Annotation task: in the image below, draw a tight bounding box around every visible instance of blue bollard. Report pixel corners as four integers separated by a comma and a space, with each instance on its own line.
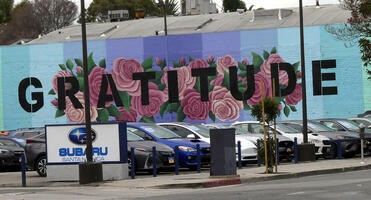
294, 137, 298, 164
175, 146, 179, 175
196, 144, 201, 173
152, 146, 157, 177
330, 142, 335, 159
21, 155, 26, 187
276, 138, 280, 165
130, 147, 135, 179
237, 141, 242, 169
336, 140, 342, 159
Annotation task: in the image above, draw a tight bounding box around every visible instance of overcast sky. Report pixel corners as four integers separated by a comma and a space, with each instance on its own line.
15, 0, 340, 12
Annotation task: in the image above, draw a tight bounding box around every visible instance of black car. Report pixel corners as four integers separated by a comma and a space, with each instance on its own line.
127, 130, 175, 173
314, 118, 371, 135
0, 138, 24, 170
24, 133, 46, 176
279, 120, 361, 158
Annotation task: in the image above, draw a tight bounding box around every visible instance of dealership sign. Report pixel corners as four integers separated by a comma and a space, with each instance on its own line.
46, 122, 127, 164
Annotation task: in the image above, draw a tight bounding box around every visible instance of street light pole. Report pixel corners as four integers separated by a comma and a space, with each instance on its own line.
163, 1, 167, 36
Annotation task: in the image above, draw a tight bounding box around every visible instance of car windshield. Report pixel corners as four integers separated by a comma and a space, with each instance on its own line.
338, 120, 361, 131
308, 122, 334, 132
127, 131, 144, 141
276, 123, 300, 133
184, 124, 211, 138
0, 139, 17, 146
140, 125, 182, 139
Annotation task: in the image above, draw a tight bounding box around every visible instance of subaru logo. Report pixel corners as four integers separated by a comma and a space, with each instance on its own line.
68, 127, 97, 145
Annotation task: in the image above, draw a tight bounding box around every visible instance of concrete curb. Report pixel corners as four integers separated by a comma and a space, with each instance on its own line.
153, 164, 371, 189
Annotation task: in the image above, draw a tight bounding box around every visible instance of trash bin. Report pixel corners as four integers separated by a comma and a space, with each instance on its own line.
210, 128, 236, 176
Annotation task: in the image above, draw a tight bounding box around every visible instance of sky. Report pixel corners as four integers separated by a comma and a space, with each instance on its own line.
15, 0, 340, 12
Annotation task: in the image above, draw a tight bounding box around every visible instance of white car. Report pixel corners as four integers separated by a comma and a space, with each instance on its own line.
233, 121, 330, 156
158, 122, 258, 163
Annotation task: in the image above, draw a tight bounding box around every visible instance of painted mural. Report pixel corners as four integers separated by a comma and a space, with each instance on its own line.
0, 25, 369, 130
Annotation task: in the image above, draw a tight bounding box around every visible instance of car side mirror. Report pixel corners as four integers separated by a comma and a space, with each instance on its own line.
368, 125, 371, 129
187, 134, 196, 139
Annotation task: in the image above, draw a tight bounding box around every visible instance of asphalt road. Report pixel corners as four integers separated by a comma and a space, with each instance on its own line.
1, 169, 371, 199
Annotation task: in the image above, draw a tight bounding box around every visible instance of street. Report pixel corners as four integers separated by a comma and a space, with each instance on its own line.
1, 169, 371, 199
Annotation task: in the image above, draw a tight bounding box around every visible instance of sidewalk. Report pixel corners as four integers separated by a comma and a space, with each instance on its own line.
1, 157, 371, 189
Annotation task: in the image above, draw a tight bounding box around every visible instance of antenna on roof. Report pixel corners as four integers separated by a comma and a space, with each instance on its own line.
250, 10, 255, 22
278, 9, 282, 20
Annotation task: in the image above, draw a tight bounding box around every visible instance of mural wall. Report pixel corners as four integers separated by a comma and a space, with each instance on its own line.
0, 25, 370, 130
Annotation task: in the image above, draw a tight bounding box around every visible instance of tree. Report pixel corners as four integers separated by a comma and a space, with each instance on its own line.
0, 0, 13, 23
326, 0, 370, 79
223, 0, 246, 12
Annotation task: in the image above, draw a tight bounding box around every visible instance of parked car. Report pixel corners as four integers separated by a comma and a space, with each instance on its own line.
0, 138, 25, 169
202, 123, 258, 163
348, 117, 371, 129
127, 130, 175, 173
232, 121, 295, 161
158, 122, 212, 143
24, 133, 46, 176
314, 118, 371, 134
127, 123, 210, 169
279, 120, 361, 158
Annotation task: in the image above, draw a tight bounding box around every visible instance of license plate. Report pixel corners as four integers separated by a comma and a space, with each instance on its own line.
286, 148, 292, 152
168, 157, 174, 164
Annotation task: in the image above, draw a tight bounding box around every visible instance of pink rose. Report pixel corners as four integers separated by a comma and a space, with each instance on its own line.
260, 54, 289, 85
180, 57, 186, 65
210, 86, 243, 121
189, 59, 208, 69
217, 55, 238, 75
207, 55, 214, 63
131, 82, 166, 117
243, 58, 249, 66
111, 58, 143, 96
210, 74, 224, 86
181, 89, 210, 121
161, 66, 196, 101
76, 66, 83, 74
247, 72, 272, 106
297, 72, 302, 78
156, 57, 162, 65
89, 67, 112, 108
285, 84, 302, 105
52, 70, 73, 93
65, 92, 98, 123
51, 99, 58, 106
115, 107, 137, 122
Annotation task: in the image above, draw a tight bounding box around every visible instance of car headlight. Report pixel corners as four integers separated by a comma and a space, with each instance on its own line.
0, 149, 9, 154
179, 146, 197, 152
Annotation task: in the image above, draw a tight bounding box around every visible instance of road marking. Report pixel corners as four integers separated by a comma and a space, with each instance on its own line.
287, 191, 305, 196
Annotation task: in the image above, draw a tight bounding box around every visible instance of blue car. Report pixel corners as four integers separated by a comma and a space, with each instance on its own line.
127, 123, 210, 168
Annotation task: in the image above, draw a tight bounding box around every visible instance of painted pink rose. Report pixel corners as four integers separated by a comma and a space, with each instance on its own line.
260, 54, 289, 85
76, 66, 83, 74
278, 104, 283, 110
65, 92, 98, 123
243, 58, 249, 66
115, 107, 137, 122
89, 67, 112, 108
181, 89, 210, 121
156, 57, 162, 65
247, 72, 272, 106
207, 55, 214, 63
210, 74, 224, 86
189, 59, 208, 69
52, 70, 73, 93
131, 82, 166, 117
217, 55, 238, 75
161, 66, 196, 101
210, 86, 243, 121
180, 57, 186, 65
285, 83, 302, 105
111, 58, 143, 96
51, 99, 58, 106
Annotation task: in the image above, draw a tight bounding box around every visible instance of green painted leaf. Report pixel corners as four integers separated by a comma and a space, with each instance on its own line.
87, 53, 96, 73
55, 109, 65, 118
238, 82, 247, 88
58, 64, 66, 70
66, 59, 74, 71
284, 105, 290, 117
48, 89, 56, 95
145, 68, 156, 72
189, 56, 194, 62
119, 91, 131, 112
177, 106, 186, 122
222, 70, 230, 90
275, 96, 284, 104
239, 71, 247, 78
107, 104, 122, 117
158, 83, 166, 91
289, 105, 297, 112
74, 58, 83, 67
99, 59, 106, 69
160, 102, 168, 118
238, 62, 247, 71
271, 47, 277, 54
263, 50, 270, 60
208, 84, 214, 92
155, 71, 163, 81
292, 61, 300, 73
77, 77, 84, 91
209, 111, 215, 122
243, 101, 250, 110
209, 63, 217, 68
142, 56, 153, 70
97, 108, 109, 121
252, 52, 264, 68
173, 61, 182, 68
139, 116, 155, 123
167, 102, 179, 113
194, 77, 201, 93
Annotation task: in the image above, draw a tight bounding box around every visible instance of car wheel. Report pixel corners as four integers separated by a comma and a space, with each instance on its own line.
36, 156, 47, 177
